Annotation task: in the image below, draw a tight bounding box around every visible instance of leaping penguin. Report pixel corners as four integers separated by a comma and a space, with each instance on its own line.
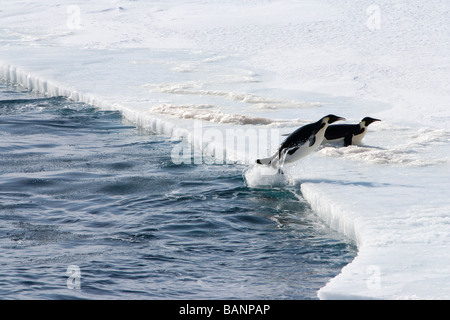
256, 114, 345, 173
323, 117, 381, 146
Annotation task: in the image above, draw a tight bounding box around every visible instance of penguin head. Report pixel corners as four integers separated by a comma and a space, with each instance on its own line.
361, 117, 381, 127
322, 114, 346, 125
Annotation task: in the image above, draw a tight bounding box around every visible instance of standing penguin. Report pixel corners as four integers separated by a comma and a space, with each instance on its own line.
324, 117, 381, 146
256, 114, 345, 173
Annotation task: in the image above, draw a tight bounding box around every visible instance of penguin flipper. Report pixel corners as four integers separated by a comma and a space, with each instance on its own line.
287, 146, 299, 155
309, 134, 316, 147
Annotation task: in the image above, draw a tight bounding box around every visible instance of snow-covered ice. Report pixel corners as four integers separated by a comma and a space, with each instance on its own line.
1, 0, 449, 299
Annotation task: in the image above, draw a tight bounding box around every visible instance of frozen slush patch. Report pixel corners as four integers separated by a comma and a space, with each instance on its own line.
317, 145, 427, 166
151, 104, 273, 125
409, 128, 450, 146
171, 63, 196, 73
143, 82, 321, 110
318, 126, 450, 167
150, 104, 313, 128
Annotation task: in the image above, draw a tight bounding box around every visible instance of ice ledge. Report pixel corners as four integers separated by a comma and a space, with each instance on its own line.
301, 183, 368, 299
301, 183, 361, 247
301, 181, 450, 300
1, 63, 99, 106
0, 63, 191, 139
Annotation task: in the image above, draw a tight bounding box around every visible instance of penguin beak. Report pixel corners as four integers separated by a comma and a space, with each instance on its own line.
369, 118, 381, 125
327, 116, 345, 124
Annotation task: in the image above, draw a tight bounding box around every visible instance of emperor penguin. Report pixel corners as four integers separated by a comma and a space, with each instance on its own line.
256, 114, 345, 172
324, 117, 381, 146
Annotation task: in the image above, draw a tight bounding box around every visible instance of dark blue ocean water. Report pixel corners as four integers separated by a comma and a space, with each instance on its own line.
0, 84, 356, 299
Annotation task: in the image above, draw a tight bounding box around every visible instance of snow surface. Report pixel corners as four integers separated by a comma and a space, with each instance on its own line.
1, 0, 449, 299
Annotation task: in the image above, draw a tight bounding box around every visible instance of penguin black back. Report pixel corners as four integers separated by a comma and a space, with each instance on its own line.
325, 123, 362, 141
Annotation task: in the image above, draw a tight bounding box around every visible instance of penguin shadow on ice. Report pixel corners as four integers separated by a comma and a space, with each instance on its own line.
245, 116, 381, 187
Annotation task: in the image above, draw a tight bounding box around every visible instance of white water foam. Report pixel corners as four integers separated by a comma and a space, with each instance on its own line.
243, 165, 289, 189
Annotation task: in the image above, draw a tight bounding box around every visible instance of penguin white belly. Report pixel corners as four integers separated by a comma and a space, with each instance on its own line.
351, 130, 367, 145
284, 144, 313, 163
